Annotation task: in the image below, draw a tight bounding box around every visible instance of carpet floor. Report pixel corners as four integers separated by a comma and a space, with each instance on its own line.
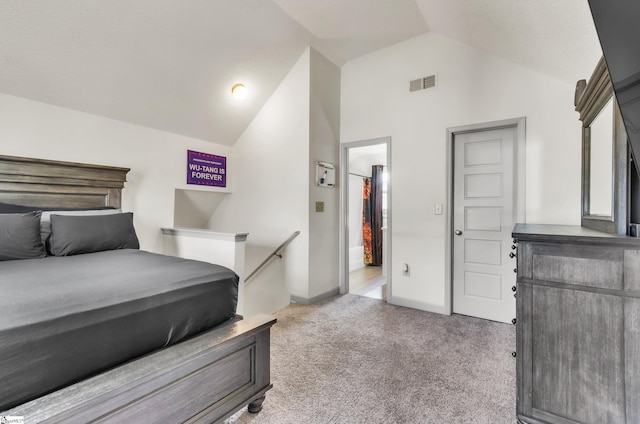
230, 294, 516, 424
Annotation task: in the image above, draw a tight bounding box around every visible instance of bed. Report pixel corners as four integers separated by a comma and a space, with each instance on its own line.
0, 154, 275, 423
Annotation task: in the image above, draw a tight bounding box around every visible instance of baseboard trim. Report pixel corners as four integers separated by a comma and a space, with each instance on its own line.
389, 295, 450, 315
291, 288, 340, 305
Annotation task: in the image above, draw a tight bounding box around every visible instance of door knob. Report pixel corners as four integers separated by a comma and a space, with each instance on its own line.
455, 230, 463, 236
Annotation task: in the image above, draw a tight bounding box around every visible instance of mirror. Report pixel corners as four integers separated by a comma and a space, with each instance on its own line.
588, 97, 614, 216
576, 57, 628, 234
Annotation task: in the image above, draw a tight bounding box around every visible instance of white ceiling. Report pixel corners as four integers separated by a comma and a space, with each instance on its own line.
414, 0, 602, 84
272, 0, 428, 66
0, 0, 602, 145
349, 143, 388, 163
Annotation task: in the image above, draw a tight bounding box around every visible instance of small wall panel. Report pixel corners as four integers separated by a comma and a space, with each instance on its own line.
465, 239, 502, 265
464, 139, 502, 167
464, 271, 502, 300
464, 174, 503, 199
465, 207, 502, 231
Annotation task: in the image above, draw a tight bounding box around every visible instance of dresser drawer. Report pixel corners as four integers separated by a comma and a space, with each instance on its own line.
522, 243, 640, 291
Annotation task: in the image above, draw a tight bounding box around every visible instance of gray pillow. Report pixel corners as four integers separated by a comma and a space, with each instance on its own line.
49, 212, 140, 256
0, 211, 46, 260
0, 202, 39, 214
40, 208, 121, 247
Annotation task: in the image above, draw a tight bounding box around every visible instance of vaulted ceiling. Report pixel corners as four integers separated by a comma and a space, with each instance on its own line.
0, 0, 602, 145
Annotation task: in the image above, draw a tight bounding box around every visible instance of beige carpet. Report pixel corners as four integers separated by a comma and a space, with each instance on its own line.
230, 294, 516, 424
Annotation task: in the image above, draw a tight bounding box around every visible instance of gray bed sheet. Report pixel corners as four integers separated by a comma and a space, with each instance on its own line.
0, 249, 239, 411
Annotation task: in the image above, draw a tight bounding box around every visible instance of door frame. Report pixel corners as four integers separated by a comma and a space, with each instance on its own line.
445, 117, 526, 315
339, 136, 392, 298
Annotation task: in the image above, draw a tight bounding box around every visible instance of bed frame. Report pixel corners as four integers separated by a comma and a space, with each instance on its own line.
0, 154, 275, 423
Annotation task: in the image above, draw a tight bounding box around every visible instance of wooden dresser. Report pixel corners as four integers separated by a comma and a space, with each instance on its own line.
512, 224, 640, 424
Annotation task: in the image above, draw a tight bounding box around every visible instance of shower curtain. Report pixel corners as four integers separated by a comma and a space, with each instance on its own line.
362, 165, 384, 265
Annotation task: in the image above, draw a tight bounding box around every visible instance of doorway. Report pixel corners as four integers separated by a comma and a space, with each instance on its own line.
340, 137, 391, 301
446, 118, 525, 323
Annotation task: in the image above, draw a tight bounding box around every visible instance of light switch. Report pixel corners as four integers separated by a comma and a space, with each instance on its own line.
316, 201, 325, 212
434, 203, 443, 215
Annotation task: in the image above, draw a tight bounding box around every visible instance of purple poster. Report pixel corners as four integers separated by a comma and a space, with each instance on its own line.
187, 150, 226, 187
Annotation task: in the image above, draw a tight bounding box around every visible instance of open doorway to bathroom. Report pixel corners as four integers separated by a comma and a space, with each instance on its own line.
340, 137, 390, 301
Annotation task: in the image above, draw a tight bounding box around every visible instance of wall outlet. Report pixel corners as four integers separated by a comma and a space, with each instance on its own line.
402, 263, 410, 276
315, 201, 325, 212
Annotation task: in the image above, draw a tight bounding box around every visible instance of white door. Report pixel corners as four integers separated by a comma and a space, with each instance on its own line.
452, 126, 517, 323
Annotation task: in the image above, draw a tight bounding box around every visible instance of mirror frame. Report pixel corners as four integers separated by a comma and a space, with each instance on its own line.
575, 57, 628, 235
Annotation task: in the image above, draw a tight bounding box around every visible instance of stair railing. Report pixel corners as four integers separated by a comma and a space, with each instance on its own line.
245, 231, 300, 284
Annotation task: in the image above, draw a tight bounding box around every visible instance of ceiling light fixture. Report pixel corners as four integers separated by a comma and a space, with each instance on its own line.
231, 83, 248, 100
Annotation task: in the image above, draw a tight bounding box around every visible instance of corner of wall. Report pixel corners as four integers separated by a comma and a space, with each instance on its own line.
308, 48, 341, 299
206, 46, 313, 301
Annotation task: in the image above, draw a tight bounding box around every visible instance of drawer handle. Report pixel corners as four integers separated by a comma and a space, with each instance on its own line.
511, 286, 516, 292
511, 351, 517, 358
511, 318, 517, 325
509, 252, 517, 258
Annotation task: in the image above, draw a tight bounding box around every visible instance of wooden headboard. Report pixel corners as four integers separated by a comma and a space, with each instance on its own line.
0, 155, 130, 209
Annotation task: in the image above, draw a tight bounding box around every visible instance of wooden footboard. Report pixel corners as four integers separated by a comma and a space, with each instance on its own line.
2, 314, 276, 424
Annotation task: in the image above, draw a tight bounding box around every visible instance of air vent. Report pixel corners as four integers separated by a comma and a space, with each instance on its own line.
409, 79, 423, 92
409, 74, 437, 93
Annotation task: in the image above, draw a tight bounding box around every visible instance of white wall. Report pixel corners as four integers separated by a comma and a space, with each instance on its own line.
209, 48, 311, 304
308, 48, 341, 299
341, 33, 584, 311
209, 47, 341, 306
0, 92, 231, 253
349, 151, 387, 177
173, 190, 229, 228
